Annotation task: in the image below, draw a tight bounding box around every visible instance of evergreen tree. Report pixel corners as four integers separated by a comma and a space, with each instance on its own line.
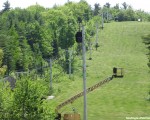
104, 2, 111, 8
114, 3, 120, 9
93, 3, 101, 16
122, 2, 128, 10
2, 26, 20, 74
2, 0, 11, 12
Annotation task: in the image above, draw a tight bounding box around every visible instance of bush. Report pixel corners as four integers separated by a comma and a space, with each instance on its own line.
0, 77, 55, 120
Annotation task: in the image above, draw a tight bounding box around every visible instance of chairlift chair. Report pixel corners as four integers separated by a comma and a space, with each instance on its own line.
113, 67, 124, 78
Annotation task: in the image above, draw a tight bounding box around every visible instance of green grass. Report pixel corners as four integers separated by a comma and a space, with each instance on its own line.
50, 21, 150, 120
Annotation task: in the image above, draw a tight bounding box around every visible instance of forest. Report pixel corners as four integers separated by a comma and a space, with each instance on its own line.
0, 0, 150, 120
0, 1, 150, 75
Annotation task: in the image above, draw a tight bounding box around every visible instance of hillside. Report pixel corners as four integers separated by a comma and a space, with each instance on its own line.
50, 21, 150, 120
86, 21, 150, 120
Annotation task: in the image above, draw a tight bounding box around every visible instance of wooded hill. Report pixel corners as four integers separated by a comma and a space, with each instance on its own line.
0, 1, 150, 76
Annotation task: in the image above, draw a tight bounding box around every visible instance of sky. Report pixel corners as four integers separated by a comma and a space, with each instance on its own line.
0, 0, 150, 12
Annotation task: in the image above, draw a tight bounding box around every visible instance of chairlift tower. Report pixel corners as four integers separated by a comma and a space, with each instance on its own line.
107, 9, 109, 23
75, 18, 87, 120
95, 22, 99, 50
69, 50, 72, 79
81, 25, 87, 120
101, 12, 104, 29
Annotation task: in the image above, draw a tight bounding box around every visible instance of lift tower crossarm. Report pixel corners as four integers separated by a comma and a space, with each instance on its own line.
55, 76, 113, 113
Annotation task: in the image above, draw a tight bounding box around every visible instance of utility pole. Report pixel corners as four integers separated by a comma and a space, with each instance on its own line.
82, 25, 87, 120
69, 50, 72, 79
49, 58, 52, 91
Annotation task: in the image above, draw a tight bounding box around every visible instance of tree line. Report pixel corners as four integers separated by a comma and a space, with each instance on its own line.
93, 2, 150, 22
0, 0, 150, 76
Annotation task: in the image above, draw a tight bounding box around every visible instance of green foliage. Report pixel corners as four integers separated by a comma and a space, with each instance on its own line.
1, 0, 149, 74
0, 77, 55, 120
65, 1, 92, 22
112, 8, 136, 21
0, 82, 14, 119
0, 7, 53, 73
2, 27, 20, 74
27, 4, 45, 13
86, 16, 100, 36
0, 90, 2, 117
13, 78, 45, 119
99, 2, 150, 22
142, 34, 150, 68
0, 49, 6, 77
17, 38, 33, 70
142, 34, 150, 47
0, 49, 3, 66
